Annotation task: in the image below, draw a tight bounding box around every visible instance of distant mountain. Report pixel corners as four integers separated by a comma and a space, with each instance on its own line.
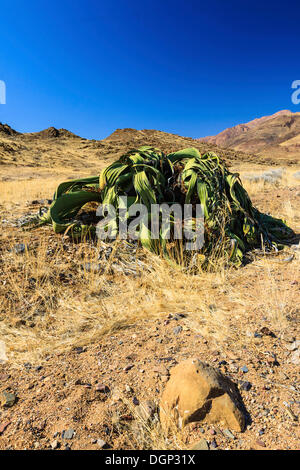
0, 122, 20, 136
1, 118, 299, 171
0, 124, 81, 139
28, 127, 82, 139
199, 110, 300, 161
0, 124, 255, 169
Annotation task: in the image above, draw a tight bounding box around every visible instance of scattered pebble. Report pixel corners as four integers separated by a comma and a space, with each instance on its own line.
223, 429, 235, 439
0, 391, 16, 408
97, 439, 108, 449
62, 429, 75, 440
210, 439, 218, 449
241, 381, 252, 391
256, 439, 266, 448
0, 421, 11, 435
260, 327, 276, 337
173, 326, 183, 335
95, 384, 110, 393
191, 439, 209, 450
51, 440, 59, 449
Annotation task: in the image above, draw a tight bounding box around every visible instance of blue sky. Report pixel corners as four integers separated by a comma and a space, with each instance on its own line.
0, 0, 300, 139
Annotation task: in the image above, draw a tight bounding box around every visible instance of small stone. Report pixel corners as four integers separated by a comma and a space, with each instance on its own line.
62, 428, 75, 440
191, 439, 209, 450
73, 346, 85, 354
1, 391, 16, 408
223, 429, 235, 439
95, 384, 110, 393
136, 400, 157, 421
0, 421, 11, 435
256, 439, 266, 448
51, 440, 59, 449
210, 439, 218, 449
241, 366, 248, 373
260, 327, 276, 338
209, 428, 216, 435
97, 438, 108, 449
125, 385, 133, 393
173, 326, 183, 335
258, 429, 265, 436
123, 364, 134, 372
133, 396, 140, 406
241, 381, 252, 391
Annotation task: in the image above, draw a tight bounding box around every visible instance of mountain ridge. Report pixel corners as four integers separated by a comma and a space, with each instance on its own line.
198, 110, 300, 161
0, 122, 258, 170
1, 116, 300, 171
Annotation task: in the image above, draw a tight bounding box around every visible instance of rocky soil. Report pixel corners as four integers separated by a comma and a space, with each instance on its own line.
0, 308, 299, 450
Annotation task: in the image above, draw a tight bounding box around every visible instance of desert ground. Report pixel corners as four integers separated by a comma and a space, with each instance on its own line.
0, 127, 299, 450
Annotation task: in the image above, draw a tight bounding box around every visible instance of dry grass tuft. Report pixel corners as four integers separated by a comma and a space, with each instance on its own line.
0, 165, 299, 366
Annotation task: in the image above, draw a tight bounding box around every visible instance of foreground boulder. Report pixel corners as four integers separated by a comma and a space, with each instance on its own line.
160, 359, 245, 432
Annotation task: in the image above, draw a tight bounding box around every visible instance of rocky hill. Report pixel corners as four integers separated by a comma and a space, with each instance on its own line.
0, 124, 259, 170
199, 110, 300, 163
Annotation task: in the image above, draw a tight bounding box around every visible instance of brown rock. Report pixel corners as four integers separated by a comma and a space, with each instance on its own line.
0, 420, 11, 435
160, 359, 245, 432
256, 439, 266, 448
191, 439, 209, 450
0, 391, 16, 408
95, 383, 110, 393
136, 400, 157, 421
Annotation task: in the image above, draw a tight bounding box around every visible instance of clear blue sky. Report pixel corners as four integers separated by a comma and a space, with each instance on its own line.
0, 0, 300, 139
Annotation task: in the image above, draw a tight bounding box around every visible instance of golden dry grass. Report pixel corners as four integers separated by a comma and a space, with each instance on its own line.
0, 165, 299, 367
